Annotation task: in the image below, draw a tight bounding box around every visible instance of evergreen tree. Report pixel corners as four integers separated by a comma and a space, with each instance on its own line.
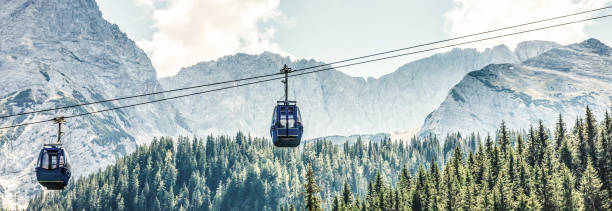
585, 106, 599, 161
394, 190, 401, 211
116, 194, 125, 211
527, 126, 538, 167
464, 166, 477, 211
341, 181, 352, 207
559, 134, 576, 170
517, 135, 525, 157
560, 166, 583, 211
575, 117, 588, 171
383, 188, 394, 211
303, 164, 322, 211
429, 157, 441, 211
516, 151, 532, 196
485, 135, 494, 160
398, 165, 411, 208
597, 117, 611, 200
523, 188, 541, 211
332, 196, 340, 211
580, 159, 606, 211
499, 121, 511, 156
493, 173, 513, 211
539, 143, 562, 210
476, 173, 493, 211
555, 113, 567, 151
537, 120, 548, 165
412, 166, 427, 211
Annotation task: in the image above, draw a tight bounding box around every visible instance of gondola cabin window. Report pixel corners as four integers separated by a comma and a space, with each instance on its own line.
280, 115, 295, 128
296, 108, 301, 122
50, 154, 58, 169
272, 109, 277, 125
40, 153, 50, 169
37, 150, 65, 170
59, 154, 65, 167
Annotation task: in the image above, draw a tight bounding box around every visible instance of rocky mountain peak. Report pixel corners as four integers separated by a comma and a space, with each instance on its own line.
419, 38, 612, 139
514, 40, 561, 62
1, 0, 119, 40
0, 0, 186, 207
574, 38, 611, 56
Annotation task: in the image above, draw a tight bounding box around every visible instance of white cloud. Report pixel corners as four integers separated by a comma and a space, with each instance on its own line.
444, 0, 611, 50
134, 0, 155, 8
136, 0, 291, 77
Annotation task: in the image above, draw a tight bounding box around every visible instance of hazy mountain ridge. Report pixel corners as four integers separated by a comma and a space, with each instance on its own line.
305, 133, 391, 145
514, 40, 561, 62
160, 42, 556, 139
420, 38, 612, 137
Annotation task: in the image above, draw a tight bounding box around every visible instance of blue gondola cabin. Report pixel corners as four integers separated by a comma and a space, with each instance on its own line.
271, 101, 303, 147
35, 144, 71, 190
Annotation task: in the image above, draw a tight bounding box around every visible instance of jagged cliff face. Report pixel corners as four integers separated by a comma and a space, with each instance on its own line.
160, 42, 558, 139
420, 39, 612, 137
0, 0, 187, 207
361, 45, 521, 135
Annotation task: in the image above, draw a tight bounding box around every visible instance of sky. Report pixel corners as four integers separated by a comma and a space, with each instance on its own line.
95, 0, 612, 78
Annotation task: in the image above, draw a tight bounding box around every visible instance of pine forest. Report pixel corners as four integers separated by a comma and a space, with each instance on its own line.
27, 106, 612, 211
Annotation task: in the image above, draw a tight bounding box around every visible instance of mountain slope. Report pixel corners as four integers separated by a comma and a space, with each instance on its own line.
160, 43, 556, 139
0, 0, 188, 207
420, 38, 612, 137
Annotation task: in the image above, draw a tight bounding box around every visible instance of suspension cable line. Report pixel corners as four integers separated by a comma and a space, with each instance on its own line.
0, 14, 611, 130
1, 6, 610, 120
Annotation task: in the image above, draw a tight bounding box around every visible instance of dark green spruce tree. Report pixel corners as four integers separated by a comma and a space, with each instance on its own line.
303, 163, 322, 211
